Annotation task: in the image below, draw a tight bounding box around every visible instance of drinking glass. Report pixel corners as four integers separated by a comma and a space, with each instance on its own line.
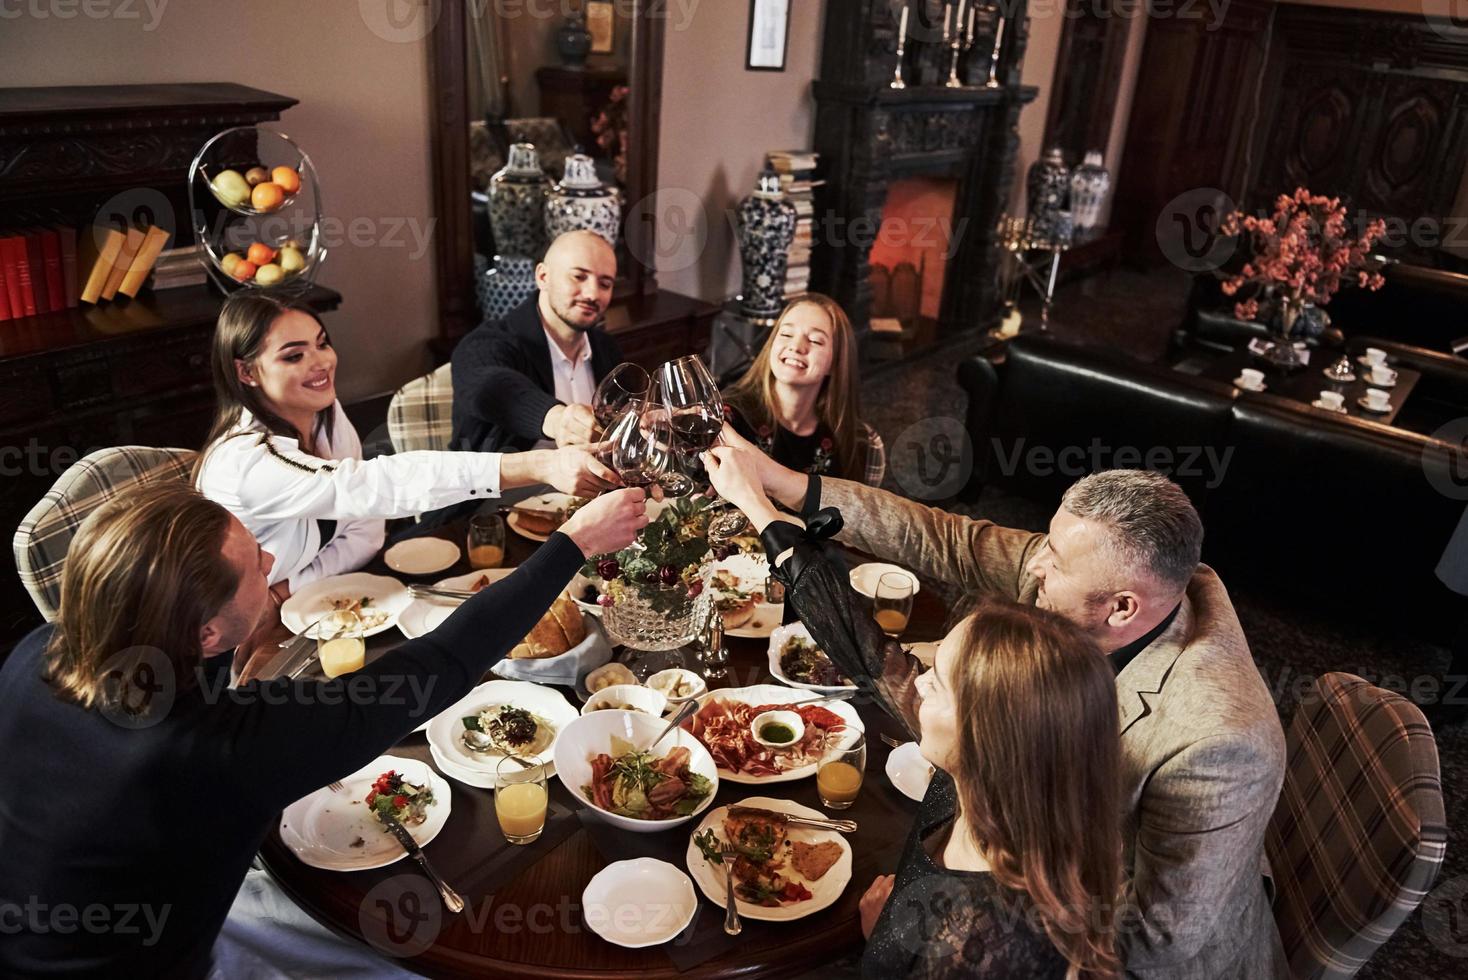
657, 355, 746, 536
468, 512, 506, 569
609, 399, 672, 492
816, 725, 866, 810
495, 757, 548, 845
592, 363, 651, 436
874, 572, 914, 637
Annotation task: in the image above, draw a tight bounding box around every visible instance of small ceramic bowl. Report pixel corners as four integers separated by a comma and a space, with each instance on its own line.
751, 709, 805, 749
646, 668, 706, 704
581, 684, 668, 717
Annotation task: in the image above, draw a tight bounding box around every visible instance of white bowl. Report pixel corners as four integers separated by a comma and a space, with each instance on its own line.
582, 684, 668, 718
767, 622, 857, 694
751, 709, 805, 748
581, 858, 697, 948
553, 710, 719, 833
646, 668, 706, 703
848, 563, 920, 600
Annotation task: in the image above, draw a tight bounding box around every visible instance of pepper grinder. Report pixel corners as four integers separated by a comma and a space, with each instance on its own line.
701, 611, 728, 681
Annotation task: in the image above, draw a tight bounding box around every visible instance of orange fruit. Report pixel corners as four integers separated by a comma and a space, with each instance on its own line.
233, 259, 258, 282
247, 242, 277, 265
251, 182, 285, 212
272, 166, 302, 195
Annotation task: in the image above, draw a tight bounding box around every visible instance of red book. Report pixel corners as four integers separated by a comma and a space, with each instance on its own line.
0, 236, 23, 317
56, 225, 79, 308
40, 230, 64, 312
0, 250, 11, 322
14, 234, 38, 316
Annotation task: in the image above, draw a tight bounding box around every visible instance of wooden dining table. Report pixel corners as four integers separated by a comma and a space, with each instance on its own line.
257, 513, 951, 979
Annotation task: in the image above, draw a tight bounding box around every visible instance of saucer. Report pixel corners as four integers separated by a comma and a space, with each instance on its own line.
1357, 355, 1391, 369
1233, 376, 1266, 392
1311, 399, 1347, 414
1363, 374, 1397, 388
1357, 395, 1392, 414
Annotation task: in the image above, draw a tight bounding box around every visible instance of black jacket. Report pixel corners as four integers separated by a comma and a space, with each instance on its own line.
450, 294, 624, 453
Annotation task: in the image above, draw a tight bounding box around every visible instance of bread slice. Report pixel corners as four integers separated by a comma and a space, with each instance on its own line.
548, 593, 586, 647
790, 840, 843, 881
513, 593, 585, 659
512, 505, 565, 536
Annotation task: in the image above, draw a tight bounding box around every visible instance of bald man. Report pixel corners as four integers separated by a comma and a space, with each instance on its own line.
452, 230, 624, 453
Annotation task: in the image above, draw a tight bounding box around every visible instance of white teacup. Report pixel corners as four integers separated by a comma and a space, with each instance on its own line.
1318, 391, 1345, 411
1238, 368, 1265, 390
1364, 388, 1391, 411
1364, 347, 1388, 367
1368, 365, 1397, 385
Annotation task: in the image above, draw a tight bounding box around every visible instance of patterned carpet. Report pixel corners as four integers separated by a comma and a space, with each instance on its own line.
849, 304, 1464, 978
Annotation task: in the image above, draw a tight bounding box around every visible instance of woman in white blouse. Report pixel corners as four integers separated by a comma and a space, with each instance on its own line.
195, 292, 616, 607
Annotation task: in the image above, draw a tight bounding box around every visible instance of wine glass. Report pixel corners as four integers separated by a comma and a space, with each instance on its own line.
657, 355, 746, 537
608, 399, 667, 492
592, 363, 651, 436
874, 572, 914, 637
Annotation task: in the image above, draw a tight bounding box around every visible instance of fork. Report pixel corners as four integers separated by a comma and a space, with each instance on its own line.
327, 780, 344, 793
719, 843, 742, 936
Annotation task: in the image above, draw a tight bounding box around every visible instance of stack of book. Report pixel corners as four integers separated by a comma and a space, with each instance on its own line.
767, 150, 823, 301
0, 222, 175, 324
150, 244, 207, 292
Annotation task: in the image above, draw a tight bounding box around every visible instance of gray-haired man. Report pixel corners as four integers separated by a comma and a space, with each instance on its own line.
744, 439, 1287, 980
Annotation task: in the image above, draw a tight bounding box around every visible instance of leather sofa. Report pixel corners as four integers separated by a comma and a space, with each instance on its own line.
958, 333, 1466, 636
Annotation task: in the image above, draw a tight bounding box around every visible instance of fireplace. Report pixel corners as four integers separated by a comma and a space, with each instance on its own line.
811, 0, 1037, 357
868, 176, 961, 328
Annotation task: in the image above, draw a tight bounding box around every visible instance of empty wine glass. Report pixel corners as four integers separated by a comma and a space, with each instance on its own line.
592, 363, 651, 436
608, 399, 666, 492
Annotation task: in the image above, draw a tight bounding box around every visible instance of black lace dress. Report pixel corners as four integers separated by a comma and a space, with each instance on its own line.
759, 518, 1071, 980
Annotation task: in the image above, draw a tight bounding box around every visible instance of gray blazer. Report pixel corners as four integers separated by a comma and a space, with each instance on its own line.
818, 478, 1289, 979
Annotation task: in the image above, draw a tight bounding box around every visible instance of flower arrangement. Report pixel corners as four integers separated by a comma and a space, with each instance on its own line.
1218, 188, 1387, 339
591, 85, 630, 184
585, 494, 730, 615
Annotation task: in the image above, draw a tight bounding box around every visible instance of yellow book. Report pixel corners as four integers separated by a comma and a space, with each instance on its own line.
100, 227, 145, 300
79, 228, 124, 305
117, 226, 171, 298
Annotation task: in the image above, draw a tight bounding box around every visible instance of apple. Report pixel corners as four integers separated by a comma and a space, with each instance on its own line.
251, 182, 285, 212
232, 259, 258, 282
278, 246, 306, 275
254, 263, 285, 286
247, 242, 277, 266
220, 252, 244, 277
272, 166, 302, 195
211, 169, 251, 208
245, 166, 271, 187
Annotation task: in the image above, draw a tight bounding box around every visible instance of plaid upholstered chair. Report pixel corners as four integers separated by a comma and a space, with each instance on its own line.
387, 364, 454, 453
1267, 672, 1447, 978
13, 446, 198, 621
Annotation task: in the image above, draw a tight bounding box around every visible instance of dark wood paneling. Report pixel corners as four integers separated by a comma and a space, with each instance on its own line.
1043, 0, 1132, 164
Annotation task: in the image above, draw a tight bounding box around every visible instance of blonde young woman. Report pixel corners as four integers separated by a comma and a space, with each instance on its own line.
721, 293, 884, 485
703, 445, 1123, 980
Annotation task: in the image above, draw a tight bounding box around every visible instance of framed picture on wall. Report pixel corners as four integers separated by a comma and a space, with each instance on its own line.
587, 1, 615, 55
746, 0, 791, 72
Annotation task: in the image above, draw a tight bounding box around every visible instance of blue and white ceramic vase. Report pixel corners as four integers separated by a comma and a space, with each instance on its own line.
1025, 146, 1070, 245
478, 255, 538, 323
1069, 150, 1112, 241
557, 14, 592, 67
545, 152, 622, 248
736, 166, 798, 318
488, 143, 551, 260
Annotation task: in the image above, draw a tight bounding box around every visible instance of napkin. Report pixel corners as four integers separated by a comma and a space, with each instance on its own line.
492, 614, 613, 687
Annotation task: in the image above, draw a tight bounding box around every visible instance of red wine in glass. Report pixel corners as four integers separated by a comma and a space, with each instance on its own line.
670, 411, 723, 454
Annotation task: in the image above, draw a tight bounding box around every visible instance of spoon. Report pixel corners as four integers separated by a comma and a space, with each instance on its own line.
644, 698, 700, 752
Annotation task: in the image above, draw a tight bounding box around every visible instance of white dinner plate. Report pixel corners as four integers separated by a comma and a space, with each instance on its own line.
884, 741, 934, 803
848, 563, 921, 600
582, 858, 698, 948
429, 740, 559, 789
425, 679, 579, 777
279, 755, 450, 871
711, 552, 783, 639
280, 572, 411, 639
684, 796, 853, 922
767, 622, 857, 694
397, 569, 515, 641
383, 537, 461, 576
687, 683, 863, 784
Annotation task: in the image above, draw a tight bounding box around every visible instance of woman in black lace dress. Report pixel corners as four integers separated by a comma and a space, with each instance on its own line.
703, 446, 1124, 980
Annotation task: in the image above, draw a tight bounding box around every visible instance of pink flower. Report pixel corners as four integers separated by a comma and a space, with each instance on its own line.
1235, 299, 1261, 321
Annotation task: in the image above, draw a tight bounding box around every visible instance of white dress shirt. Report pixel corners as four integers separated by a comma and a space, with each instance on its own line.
535, 325, 595, 449
196, 402, 504, 591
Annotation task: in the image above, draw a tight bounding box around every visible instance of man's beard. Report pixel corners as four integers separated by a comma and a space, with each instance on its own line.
553, 296, 601, 331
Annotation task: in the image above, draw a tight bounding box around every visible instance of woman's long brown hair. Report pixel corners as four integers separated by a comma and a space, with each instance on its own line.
950, 599, 1124, 979
722, 293, 865, 476
195, 291, 334, 478
44, 483, 238, 715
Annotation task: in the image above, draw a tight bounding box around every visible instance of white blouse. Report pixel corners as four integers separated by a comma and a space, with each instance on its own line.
196, 402, 503, 591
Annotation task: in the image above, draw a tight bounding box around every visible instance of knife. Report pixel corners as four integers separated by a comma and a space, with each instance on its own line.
727, 804, 857, 834
379, 812, 465, 913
